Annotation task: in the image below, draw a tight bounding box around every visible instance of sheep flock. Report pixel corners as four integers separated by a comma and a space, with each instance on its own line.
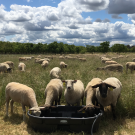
1, 53, 135, 134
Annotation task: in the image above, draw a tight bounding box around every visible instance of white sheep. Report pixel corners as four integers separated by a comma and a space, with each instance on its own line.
101, 58, 112, 63
126, 62, 135, 74
3, 61, 14, 69
41, 60, 49, 68
0, 63, 12, 73
79, 58, 86, 61
44, 79, 63, 108
5, 82, 44, 121
63, 80, 84, 106
105, 61, 118, 65
50, 67, 61, 79
60, 61, 67, 68
19, 57, 27, 61
18, 62, 26, 72
97, 64, 123, 72
79, 78, 102, 115
59, 56, 65, 59
92, 77, 122, 119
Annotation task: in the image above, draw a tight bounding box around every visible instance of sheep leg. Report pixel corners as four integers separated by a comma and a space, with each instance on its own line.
10, 99, 14, 114
58, 95, 61, 105
22, 104, 26, 121
111, 104, 116, 120
100, 104, 104, 112
55, 100, 57, 106
6, 98, 10, 117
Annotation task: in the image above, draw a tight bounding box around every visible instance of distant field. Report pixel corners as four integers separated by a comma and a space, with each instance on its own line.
0, 53, 135, 135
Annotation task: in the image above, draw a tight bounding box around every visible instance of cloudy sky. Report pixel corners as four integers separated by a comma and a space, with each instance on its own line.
0, 0, 135, 46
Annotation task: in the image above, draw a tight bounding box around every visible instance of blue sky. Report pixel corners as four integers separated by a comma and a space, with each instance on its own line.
0, 0, 135, 46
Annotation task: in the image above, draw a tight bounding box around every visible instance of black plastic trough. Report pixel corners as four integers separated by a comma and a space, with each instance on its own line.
27, 105, 103, 133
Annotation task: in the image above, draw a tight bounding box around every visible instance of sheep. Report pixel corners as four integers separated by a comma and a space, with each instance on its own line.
97, 64, 123, 72
45, 56, 53, 59
35, 58, 50, 64
41, 60, 49, 68
3, 61, 14, 69
126, 62, 135, 74
0, 63, 12, 73
18, 62, 26, 72
25, 57, 32, 60
79, 58, 86, 61
101, 58, 112, 63
19, 57, 27, 61
63, 80, 84, 106
112, 57, 118, 60
59, 56, 65, 59
91, 77, 122, 120
132, 58, 135, 62
50, 67, 61, 79
5, 82, 45, 121
105, 61, 118, 65
44, 79, 63, 108
78, 78, 102, 115
60, 61, 67, 68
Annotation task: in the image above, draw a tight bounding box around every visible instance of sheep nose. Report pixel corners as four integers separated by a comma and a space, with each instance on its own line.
102, 93, 107, 98
67, 87, 71, 90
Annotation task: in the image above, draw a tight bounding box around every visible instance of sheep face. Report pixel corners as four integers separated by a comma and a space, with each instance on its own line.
29, 107, 41, 116
7, 68, 12, 73
92, 83, 116, 98
63, 80, 77, 91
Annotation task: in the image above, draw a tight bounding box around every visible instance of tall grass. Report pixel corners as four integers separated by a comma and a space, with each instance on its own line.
0, 53, 135, 134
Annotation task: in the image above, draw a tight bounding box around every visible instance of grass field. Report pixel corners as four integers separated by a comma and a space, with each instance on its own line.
0, 53, 135, 135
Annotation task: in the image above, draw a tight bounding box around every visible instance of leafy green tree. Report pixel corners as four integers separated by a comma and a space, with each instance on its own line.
111, 44, 128, 52
100, 41, 110, 53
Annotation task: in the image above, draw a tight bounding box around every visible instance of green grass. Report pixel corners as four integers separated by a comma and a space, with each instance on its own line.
0, 53, 135, 135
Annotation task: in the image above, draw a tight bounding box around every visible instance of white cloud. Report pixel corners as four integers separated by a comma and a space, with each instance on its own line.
0, 2, 135, 46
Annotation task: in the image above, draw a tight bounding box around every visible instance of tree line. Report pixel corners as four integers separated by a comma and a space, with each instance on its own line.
0, 41, 134, 54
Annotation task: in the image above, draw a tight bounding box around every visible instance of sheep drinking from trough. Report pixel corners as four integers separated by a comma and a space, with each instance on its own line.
5, 82, 45, 121
44, 79, 63, 109
91, 77, 122, 120
63, 80, 84, 106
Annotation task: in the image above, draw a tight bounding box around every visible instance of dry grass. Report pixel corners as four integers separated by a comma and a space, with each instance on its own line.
0, 53, 135, 134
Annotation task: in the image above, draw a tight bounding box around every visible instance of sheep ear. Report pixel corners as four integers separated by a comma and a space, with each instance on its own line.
73, 80, 77, 83
38, 107, 46, 110
106, 84, 116, 89
92, 84, 101, 88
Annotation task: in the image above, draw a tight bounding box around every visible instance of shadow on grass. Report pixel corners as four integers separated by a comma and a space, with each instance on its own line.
3, 113, 23, 125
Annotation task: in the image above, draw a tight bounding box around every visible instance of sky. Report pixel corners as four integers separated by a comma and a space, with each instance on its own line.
0, 0, 135, 46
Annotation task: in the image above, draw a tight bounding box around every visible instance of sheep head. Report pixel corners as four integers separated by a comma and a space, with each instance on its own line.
62, 80, 77, 91
92, 82, 116, 98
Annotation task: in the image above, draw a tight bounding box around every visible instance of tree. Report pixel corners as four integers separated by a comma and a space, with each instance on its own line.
111, 44, 128, 53
100, 41, 110, 53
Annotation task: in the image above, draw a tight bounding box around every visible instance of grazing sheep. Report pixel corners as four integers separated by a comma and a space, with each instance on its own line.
0, 63, 12, 73
97, 64, 123, 72
18, 62, 26, 72
19, 57, 27, 61
118, 55, 124, 58
25, 57, 32, 60
63, 80, 84, 106
92, 77, 122, 119
37, 55, 41, 58
105, 61, 118, 65
59, 56, 65, 59
112, 57, 118, 60
50, 67, 61, 79
44, 79, 63, 108
126, 62, 135, 74
79, 58, 86, 61
101, 58, 112, 63
132, 58, 135, 62
5, 82, 45, 121
3, 61, 14, 69
41, 60, 49, 68
60, 61, 67, 68
35, 58, 50, 64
